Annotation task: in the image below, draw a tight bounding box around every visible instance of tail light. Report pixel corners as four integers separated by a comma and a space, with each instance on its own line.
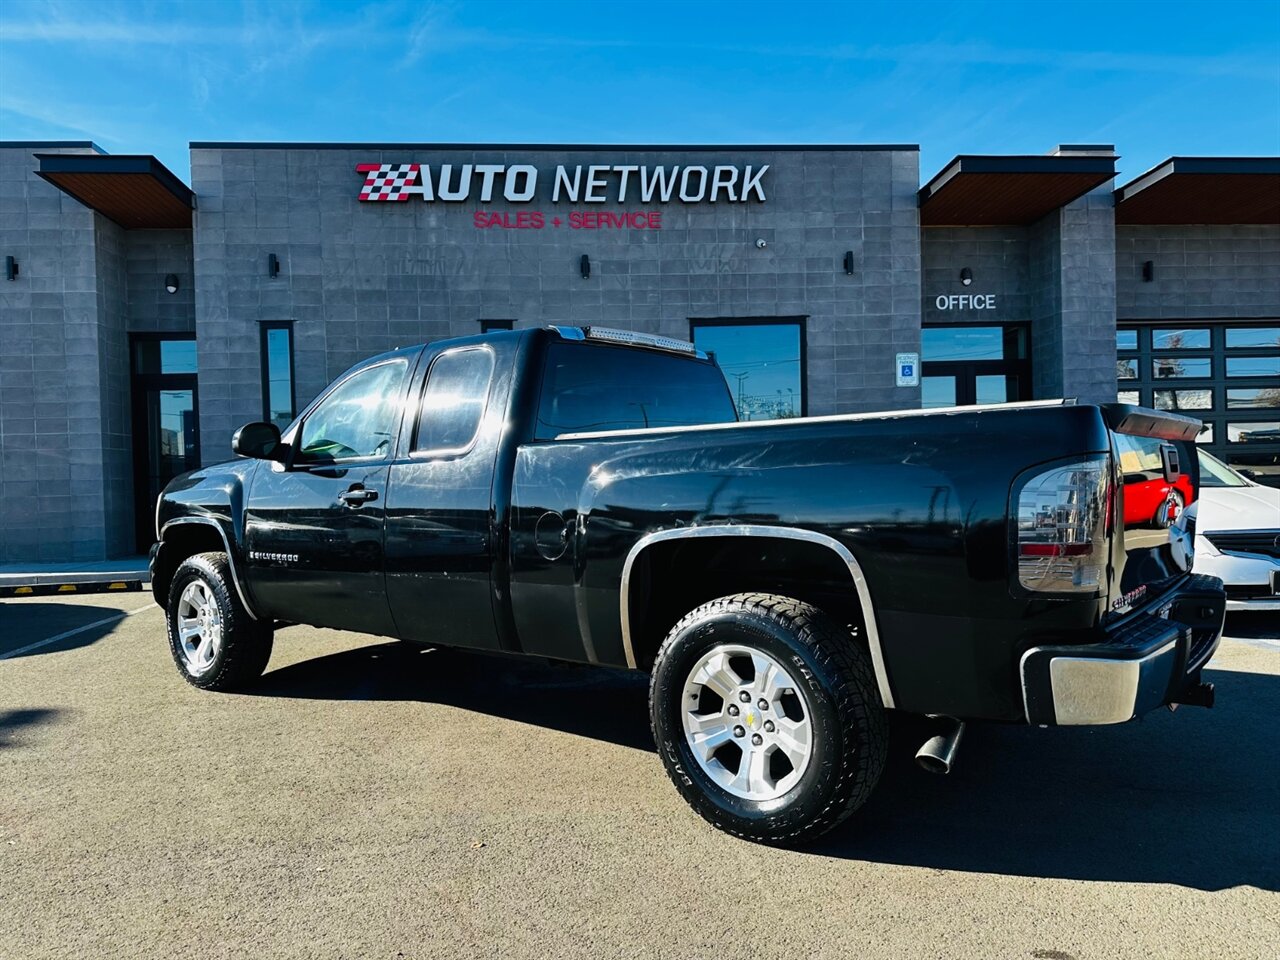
1014, 455, 1111, 594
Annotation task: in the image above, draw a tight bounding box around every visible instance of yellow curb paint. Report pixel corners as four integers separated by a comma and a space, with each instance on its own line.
57, 584, 77, 592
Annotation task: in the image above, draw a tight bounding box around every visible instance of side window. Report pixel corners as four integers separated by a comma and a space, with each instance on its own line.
534, 343, 736, 439
415, 348, 495, 454
296, 360, 408, 463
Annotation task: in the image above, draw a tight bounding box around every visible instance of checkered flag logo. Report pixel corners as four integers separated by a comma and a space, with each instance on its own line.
356, 163, 423, 201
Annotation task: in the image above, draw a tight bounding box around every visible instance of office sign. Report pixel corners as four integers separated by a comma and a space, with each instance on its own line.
935, 294, 997, 310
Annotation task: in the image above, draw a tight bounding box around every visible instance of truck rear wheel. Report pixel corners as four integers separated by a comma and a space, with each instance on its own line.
649, 593, 887, 845
166, 552, 273, 691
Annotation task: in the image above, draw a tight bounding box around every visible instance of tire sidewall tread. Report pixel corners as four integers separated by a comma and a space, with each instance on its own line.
166, 551, 272, 691
649, 592, 888, 846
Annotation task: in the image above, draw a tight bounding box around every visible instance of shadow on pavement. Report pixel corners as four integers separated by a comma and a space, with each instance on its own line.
254, 641, 1277, 891
256, 641, 654, 751
0, 602, 135, 658
1225, 611, 1279, 641
0, 708, 62, 748
820, 665, 1280, 892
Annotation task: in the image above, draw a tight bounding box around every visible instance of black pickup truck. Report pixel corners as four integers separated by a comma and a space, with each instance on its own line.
151, 326, 1226, 843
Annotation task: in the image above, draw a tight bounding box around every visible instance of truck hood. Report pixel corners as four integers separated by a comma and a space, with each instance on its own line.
1196, 483, 1280, 533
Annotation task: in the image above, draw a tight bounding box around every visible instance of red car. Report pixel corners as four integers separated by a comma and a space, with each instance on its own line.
1116, 433, 1194, 526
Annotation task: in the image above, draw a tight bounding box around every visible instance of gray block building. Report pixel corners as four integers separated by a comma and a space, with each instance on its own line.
1, 140, 1277, 562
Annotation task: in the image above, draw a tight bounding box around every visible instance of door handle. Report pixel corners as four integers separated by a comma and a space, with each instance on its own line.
338, 486, 378, 507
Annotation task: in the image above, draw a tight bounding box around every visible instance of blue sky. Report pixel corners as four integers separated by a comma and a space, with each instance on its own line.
1, 0, 1277, 185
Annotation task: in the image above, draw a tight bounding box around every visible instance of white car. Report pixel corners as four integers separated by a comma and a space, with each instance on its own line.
1180, 450, 1280, 612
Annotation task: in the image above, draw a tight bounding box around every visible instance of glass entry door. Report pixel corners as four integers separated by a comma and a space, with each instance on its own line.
131, 336, 199, 551
921, 325, 1031, 408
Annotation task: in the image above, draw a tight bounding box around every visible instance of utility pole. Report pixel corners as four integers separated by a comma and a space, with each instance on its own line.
732, 372, 749, 411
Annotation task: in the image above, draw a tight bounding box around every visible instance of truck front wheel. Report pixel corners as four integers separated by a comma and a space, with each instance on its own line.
649, 593, 887, 845
166, 552, 273, 691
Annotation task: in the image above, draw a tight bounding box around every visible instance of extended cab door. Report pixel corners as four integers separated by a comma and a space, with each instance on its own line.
243, 353, 416, 635
384, 340, 511, 651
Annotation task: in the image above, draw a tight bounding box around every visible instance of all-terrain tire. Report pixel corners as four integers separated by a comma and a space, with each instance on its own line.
166, 551, 273, 691
649, 592, 888, 845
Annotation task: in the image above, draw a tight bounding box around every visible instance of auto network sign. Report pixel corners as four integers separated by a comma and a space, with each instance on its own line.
355, 161, 769, 230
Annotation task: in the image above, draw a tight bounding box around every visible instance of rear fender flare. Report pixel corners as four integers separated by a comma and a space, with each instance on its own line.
619, 524, 895, 708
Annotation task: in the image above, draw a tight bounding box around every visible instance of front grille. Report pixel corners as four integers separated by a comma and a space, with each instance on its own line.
1203, 530, 1280, 560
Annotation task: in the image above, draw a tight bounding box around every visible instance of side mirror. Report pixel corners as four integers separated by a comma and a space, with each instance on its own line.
1237, 468, 1258, 481
232, 421, 283, 460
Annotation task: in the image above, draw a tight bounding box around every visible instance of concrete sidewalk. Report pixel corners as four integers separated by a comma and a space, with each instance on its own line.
0, 556, 150, 595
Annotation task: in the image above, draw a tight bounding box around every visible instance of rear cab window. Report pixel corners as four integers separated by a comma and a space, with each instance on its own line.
534, 342, 737, 440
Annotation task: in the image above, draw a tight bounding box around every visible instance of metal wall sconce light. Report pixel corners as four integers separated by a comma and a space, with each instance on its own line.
268, 253, 280, 278
164, 274, 180, 294
5, 256, 17, 281
580, 254, 590, 279
842, 251, 855, 275
960, 267, 973, 286
1142, 260, 1155, 282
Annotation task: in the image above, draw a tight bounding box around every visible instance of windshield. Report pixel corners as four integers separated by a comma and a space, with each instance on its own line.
1198, 449, 1250, 488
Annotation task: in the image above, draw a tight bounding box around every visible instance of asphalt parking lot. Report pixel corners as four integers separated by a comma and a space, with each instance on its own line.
2, 594, 1278, 960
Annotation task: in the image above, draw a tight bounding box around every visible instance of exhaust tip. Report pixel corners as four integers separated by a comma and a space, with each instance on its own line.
915, 720, 965, 775
915, 748, 951, 775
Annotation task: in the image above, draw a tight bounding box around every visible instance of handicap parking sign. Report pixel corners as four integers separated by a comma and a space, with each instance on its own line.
895, 352, 920, 387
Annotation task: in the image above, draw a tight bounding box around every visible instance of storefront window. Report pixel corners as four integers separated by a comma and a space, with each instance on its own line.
130, 335, 199, 551
921, 326, 1025, 362
691, 320, 804, 420
1153, 357, 1211, 379
1152, 328, 1210, 350
922, 377, 957, 408
1117, 390, 1141, 405
1225, 356, 1280, 377
260, 322, 296, 430
1226, 388, 1280, 409
1154, 389, 1212, 411
1225, 326, 1280, 349
1117, 320, 1280, 487
920, 324, 1030, 407
1227, 421, 1280, 443
134, 338, 197, 375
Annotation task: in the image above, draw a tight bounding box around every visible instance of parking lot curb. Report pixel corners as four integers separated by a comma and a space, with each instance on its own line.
1, 578, 147, 598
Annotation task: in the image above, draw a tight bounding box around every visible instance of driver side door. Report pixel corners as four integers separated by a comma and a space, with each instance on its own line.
243, 353, 417, 635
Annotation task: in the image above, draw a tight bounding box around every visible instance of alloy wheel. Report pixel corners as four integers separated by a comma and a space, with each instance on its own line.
176, 579, 223, 676
680, 644, 813, 801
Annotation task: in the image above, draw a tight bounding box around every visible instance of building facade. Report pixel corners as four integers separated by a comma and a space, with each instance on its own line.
1, 140, 1276, 562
